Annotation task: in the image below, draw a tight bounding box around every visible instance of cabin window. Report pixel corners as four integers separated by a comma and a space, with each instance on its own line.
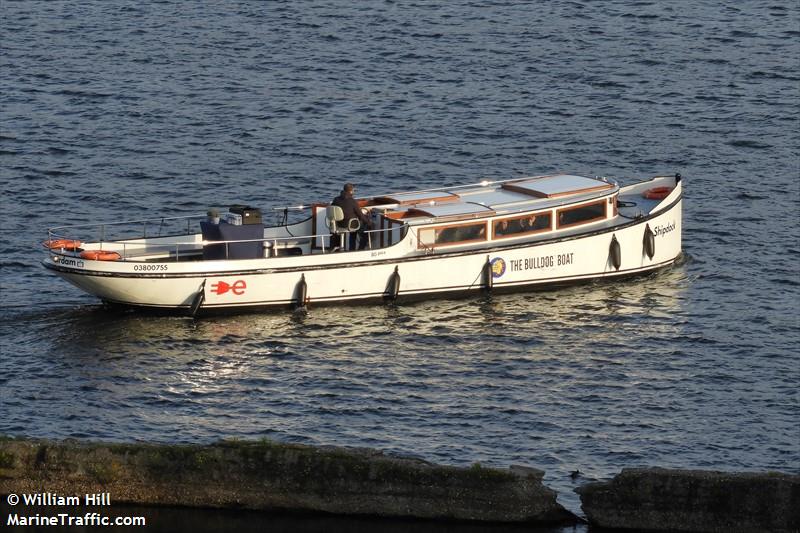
493, 212, 551, 239
556, 200, 607, 229
418, 222, 487, 248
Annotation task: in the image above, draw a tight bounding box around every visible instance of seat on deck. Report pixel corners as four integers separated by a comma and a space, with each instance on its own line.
325, 205, 360, 251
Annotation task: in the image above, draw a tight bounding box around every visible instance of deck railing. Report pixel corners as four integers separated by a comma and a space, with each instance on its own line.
48, 214, 203, 240
45, 216, 409, 261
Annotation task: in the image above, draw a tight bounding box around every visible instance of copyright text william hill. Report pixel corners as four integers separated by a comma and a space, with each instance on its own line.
6, 492, 146, 527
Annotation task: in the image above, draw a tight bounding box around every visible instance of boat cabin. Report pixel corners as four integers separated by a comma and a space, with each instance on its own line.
174, 174, 621, 260
340, 173, 619, 252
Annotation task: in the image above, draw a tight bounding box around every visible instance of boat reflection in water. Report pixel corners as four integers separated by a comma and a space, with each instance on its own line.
6, 266, 689, 517
44, 258, 689, 364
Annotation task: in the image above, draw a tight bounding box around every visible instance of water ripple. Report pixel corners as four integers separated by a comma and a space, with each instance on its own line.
2, 0, 799, 518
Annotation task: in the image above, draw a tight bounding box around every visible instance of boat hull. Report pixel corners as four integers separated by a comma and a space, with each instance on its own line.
43, 196, 682, 314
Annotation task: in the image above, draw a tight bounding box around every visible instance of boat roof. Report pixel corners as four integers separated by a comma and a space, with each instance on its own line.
501, 174, 614, 198
407, 202, 495, 219
371, 174, 616, 223
374, 190, 460, 205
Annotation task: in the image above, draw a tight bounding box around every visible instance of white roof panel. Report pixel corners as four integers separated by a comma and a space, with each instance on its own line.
412, 202, 495, 218
503, 174, 614, 198
459, 189, 533, 208
375, 190, 460, 205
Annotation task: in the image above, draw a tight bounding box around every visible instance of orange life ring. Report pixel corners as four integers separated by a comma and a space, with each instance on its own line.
80, 250, 121, 261
643, 187, 672, 200
43, 239, 82, 251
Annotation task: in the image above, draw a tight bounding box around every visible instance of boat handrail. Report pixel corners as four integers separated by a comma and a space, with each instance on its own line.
46, 211, 308, 245
46, 224, 411, 261
47, 214, 204, 234
269, 205, 309, 211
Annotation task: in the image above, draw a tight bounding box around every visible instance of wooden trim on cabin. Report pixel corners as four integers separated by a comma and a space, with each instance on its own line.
372, 193, 460, 206
431, 210, 497, 223
504, 174, 559, 184
384, 209, 431, 220
492, 211, 553, 240
556, 199, 608, 230
501, 182, 549, 198
384, 211, 405, 220
383, 208, 494, 223
416, 221, 488, 250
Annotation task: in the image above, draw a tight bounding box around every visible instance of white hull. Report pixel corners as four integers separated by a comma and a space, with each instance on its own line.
43, 175, 683, 314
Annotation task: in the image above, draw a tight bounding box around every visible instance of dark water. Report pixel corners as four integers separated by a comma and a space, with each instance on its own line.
1, 0, 798, 524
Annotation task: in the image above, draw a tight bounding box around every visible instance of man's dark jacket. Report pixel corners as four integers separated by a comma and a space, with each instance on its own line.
332, 192, 368, 228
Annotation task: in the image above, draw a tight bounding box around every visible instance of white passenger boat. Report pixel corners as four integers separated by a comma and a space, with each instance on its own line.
42, 173, 683, 315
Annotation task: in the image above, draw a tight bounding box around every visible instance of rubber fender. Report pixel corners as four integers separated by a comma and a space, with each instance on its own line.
643, 224, 655, 260
609, 235, 621, 271
295, 274, 308, 309
190, 280, 206, 317
385, 266, 400, 301
483, 256, 493, 291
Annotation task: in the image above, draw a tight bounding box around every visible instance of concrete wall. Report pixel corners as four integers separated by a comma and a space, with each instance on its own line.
4, 437, 797, 531
576, 467, 800, 532
0, 437, 571, 524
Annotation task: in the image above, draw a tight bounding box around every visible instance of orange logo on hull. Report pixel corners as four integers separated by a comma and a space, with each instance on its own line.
211, 280, 247, 295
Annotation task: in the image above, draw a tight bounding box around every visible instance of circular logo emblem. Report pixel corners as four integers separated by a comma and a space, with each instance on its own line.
490, 257, 506, 279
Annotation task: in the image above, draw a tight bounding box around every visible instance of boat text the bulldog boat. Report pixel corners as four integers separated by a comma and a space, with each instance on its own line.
42, 173, 683, 315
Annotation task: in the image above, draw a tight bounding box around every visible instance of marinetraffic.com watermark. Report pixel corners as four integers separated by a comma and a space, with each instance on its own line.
5, 492, 146, 527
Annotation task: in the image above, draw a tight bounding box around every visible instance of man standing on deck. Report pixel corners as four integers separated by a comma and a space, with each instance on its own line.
331, 183, 371, 250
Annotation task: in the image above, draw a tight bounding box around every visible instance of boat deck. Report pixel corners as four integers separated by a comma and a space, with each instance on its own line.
44, 174, 676, 265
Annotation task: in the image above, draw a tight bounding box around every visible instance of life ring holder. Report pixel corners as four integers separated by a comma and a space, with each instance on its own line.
43, 239, 82, 251
642, 187, 672, 200
80, 250, 122, 261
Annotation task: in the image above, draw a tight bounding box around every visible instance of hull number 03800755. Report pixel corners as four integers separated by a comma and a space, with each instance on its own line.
133, 264, 168, 272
